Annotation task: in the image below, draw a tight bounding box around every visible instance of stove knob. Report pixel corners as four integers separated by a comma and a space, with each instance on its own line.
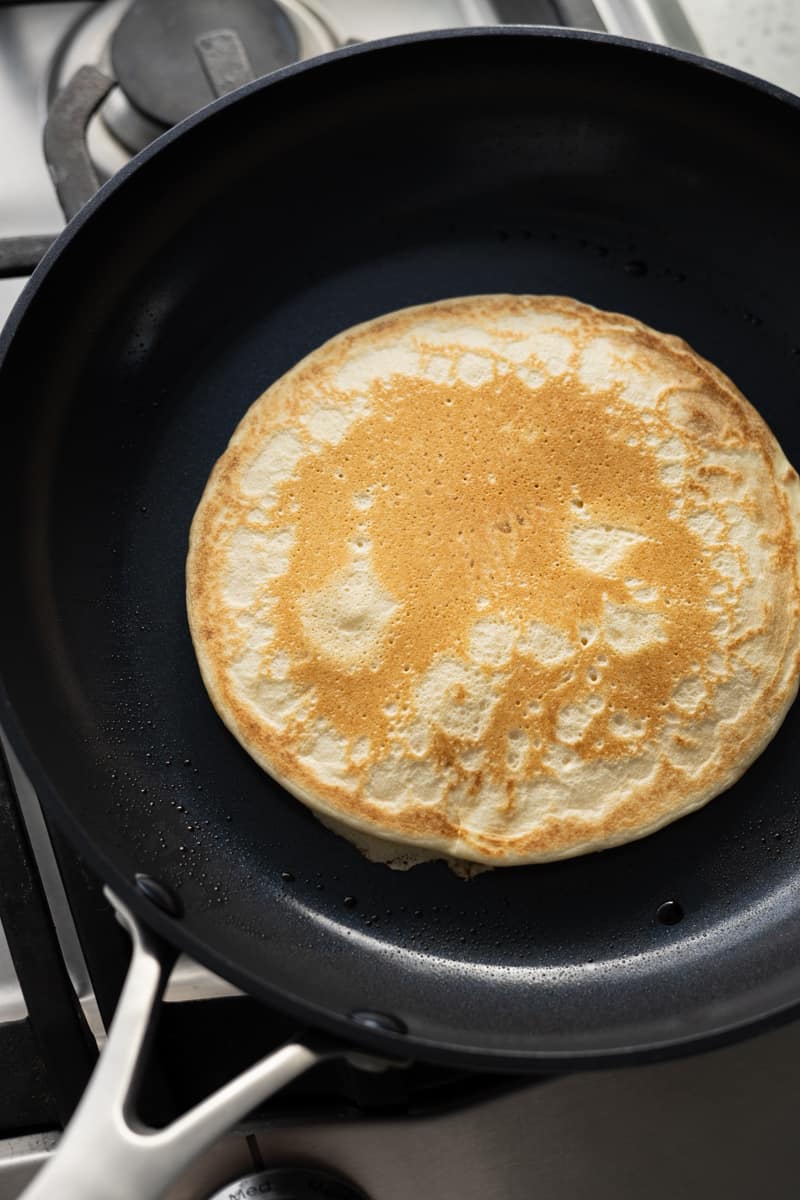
208, 1165, 370, 1200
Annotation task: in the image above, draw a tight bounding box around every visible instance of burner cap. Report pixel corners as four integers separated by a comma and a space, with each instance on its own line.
111, 0, 301, 129
207, 1167, 370, 1200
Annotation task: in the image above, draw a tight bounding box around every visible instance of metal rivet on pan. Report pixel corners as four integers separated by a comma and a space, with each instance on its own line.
656, 899, 684, 926
349, 1010, 408, 1035
134, 873, 183, 917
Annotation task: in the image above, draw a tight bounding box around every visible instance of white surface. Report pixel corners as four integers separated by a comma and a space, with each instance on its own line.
0, 5, 74, 233
0, 1, 75, 328
322, 0, 494, 37
682, 0, 800, 94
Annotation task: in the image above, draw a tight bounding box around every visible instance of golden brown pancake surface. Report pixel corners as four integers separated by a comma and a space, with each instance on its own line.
187, 296, 800, 864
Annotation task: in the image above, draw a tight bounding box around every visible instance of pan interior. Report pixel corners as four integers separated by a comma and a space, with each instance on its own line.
2, 32, 800, 1065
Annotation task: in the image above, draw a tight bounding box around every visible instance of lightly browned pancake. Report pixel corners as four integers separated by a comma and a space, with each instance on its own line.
187, 295, 800, 866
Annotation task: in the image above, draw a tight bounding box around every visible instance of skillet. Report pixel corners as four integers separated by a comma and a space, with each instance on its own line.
2, 27, 800, 1198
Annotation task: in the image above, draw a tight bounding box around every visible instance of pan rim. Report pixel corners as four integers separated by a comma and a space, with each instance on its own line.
5, 684, 800, 1072
3, 21, 800, 369
3, 25, 800, 1070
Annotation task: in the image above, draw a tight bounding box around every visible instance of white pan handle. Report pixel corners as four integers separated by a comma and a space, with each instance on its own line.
20, 891, 331, 1200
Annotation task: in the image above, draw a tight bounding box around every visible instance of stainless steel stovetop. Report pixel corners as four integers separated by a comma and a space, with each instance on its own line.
2, 3, 800, 1198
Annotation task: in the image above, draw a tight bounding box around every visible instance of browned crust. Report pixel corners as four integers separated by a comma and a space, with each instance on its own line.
186, 294, 800, 865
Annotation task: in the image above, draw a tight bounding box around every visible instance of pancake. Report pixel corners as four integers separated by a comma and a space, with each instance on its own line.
186, 295, 800, 865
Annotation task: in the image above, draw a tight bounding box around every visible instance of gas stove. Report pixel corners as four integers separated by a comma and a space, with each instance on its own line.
3, 3, 800, 1199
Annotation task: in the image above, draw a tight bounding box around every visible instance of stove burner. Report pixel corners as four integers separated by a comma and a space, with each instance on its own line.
111, 0, 300, 133
208, 1166, 370, 1200
51, 0, 340, 176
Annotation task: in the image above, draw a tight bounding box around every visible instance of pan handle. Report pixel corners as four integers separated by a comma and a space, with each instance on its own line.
19, 891, 337, 1200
